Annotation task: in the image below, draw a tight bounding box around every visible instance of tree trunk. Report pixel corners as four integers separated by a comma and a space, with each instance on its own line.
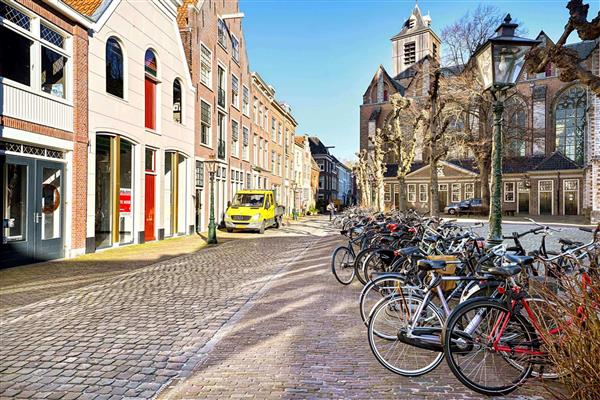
397, 176, 407, 211
430, 155, 439, 217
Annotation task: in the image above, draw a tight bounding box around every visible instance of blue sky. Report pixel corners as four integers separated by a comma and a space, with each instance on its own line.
240, 0, 598, 161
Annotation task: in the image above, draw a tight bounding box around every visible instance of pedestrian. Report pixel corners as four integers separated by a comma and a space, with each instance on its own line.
327, 201, 336, 221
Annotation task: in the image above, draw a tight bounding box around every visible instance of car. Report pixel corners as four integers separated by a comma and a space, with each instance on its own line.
444, 198, 483, 215
224, 190, 284, 234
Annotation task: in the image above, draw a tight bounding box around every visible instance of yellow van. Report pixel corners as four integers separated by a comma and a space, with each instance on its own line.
224, 190, 284, 234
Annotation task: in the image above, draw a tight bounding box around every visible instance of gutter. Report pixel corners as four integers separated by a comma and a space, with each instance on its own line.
43, 0, 94, 28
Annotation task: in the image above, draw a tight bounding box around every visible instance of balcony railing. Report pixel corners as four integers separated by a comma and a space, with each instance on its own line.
218, 88, 226, 108
217, 139, 226, 159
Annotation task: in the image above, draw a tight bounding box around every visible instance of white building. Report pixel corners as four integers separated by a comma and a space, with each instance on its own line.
74, 0, 196, 251
293, 135, 315, 212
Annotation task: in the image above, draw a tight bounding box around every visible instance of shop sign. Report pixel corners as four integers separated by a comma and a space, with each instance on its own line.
119, 189, 132, 213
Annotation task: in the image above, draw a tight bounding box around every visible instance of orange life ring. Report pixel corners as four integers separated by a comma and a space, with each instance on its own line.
42, 184, 60, 214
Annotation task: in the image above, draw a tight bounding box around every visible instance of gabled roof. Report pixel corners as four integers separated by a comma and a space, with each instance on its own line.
534, 151, 582, 170
391, 3, 433, 40
308, 137, 330, 156
363, 65, 405, 98
62, 0, 105, 17
565, 40, 598, 61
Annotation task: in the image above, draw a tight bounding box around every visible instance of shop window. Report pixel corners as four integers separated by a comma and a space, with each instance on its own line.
144, 49, 158, 130
95, 136, 113, 249
106, 37, 124, 98
173, 79, 182, 123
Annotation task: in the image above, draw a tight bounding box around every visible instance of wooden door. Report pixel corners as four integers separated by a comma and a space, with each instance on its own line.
144, 173, 155, 241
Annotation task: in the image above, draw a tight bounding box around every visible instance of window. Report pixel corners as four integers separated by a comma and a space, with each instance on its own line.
278, 154, 282, 176
404, 42, 416, 65
231, 120, 239, 157
258, 104, 263, 128
433, 42, 438, 60
253, 98, 258, 124
242, 86, 250, 115
384, 185, 391, 202
106, 37, 124, 98
451, 183, 461, 203
217, 19, 227, 49
145, 148, 156, 172
504, 182, 516, 202
231, 75, 239, 108
200, 44, 211, 87
173, 79, 182, 123
464, 183, 475, 200
144, 49, 158, 130
232, 35, 239, 62
242, 126, 249, 160
195, 161, 204, 187
200, 101, 211, 145
217, 113, 226, 159
271, 151, 276, 174
555, 86, 586, 165
407, 184, 416, 203
278, 123, 283, 144
271, 118, 277, 141
419, 184, 428, 203
253, 135, 258, 164
506, 99, 526, 156
1, 3, 69, 98
217, 65, 225, 108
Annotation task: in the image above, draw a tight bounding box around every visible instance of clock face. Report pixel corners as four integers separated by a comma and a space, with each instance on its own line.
477, 47, 493, 88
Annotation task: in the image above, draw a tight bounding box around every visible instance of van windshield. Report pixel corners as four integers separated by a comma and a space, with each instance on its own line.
233, 194, 264, 207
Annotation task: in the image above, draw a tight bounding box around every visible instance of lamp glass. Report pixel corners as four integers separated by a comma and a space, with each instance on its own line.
475, 44, 493, 90
492, 43, 530, 85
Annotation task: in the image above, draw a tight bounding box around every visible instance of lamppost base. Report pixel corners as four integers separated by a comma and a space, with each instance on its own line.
207, 224, 217, 244
486, 237, 503, 248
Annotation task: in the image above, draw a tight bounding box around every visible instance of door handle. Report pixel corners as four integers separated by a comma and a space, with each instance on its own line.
35, 212, 42, 224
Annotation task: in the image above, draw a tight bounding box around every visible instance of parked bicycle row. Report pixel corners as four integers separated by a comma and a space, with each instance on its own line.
330, 208, 600, 396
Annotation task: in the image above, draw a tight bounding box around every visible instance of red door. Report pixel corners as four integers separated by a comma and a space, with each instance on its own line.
144, 174, 155, 241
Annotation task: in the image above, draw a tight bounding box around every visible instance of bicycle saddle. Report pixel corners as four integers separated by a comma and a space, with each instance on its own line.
396, 246, 420, 256
483, 265, 522, 277
505, 253, 534, 266
417, 259, 447, 271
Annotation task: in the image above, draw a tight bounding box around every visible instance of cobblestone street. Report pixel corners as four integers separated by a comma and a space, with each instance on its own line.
1, 217, 589, 399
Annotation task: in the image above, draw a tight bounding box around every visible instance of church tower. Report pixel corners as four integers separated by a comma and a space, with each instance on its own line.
391, 2, 441, 77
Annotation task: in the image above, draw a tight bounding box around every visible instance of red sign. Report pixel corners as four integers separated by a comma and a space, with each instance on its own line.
119, 189, 131, 213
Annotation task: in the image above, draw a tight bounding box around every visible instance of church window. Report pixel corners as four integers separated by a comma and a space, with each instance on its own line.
404, 42, 416, 65
555, 86, 586, 165
506, 98, 527, 157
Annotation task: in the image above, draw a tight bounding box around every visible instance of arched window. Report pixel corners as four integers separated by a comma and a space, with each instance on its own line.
555, 86, 586, 165
144, 49, 158, 130
106, 37, 123, 98
173, 79, 182, 123
505, 98, 527, 157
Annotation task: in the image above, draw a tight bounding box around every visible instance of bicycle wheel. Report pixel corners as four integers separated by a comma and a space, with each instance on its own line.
368, 293, 445, 377
331, 246, 355, 285
443, 298, 536, 396
362, 250, 395, 283
359, 274, 411, 326
353, 248, 374, 285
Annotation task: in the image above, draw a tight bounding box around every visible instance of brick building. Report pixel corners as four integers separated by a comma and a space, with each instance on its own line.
1, 0, 90, 267
359, 3, 600, 221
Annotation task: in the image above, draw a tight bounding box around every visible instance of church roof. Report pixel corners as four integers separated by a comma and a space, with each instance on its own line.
363, 65, 406, 98
391, 3, 432, 40
565, 40, 598, 61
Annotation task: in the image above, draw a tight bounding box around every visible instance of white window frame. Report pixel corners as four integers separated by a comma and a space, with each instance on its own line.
231, 73, 239, 109
242, 85, 250, 116
199, 42, 212, 89
231, 33, 240, 63
464, 182, 475, 200
216, 61, 227, 110
538, 180, 554, 215
0, 2, 73, 103
231, 119, 239, 158
407, 184, 417, 203
451, 183, 461, 203
242, 125, 250, 161
199, 98, 212, 147
418, 183, 428, 203
503, 182, 516, 202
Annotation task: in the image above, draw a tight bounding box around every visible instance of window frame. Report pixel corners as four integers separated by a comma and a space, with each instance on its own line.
199, 98, 212, 147
231, 33, 240, 63
231, 119, 239, 158
199, 42, 212, 89
503, 182, 516, 202
242, 85, 250, 116
451, 183, 461, 203
105, 36, 125, 99
172, 78, 183, 124
144, 48, 159, 131
231, 73, 239, 109
407, 184, 417, 203
418, 183, 428, 203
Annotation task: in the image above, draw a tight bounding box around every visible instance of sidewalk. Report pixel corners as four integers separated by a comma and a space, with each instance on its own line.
0, 216, 317, 314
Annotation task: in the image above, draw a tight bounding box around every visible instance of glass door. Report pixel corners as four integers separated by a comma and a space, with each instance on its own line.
1, 156, 34, 267
35, 160, 64, 261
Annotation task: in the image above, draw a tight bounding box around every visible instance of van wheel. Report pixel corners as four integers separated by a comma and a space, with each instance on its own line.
274, 217, 280, 229
258, 221, 265, 234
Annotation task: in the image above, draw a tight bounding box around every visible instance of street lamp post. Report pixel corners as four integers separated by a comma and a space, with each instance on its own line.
205, 154, 218, 244
471, 14, 539, 247
291, 182, 298, 219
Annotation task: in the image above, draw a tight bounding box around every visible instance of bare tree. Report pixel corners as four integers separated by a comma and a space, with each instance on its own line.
381, 93, 422, 211
354, 149, 372, 207
526, 0, 600, 95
